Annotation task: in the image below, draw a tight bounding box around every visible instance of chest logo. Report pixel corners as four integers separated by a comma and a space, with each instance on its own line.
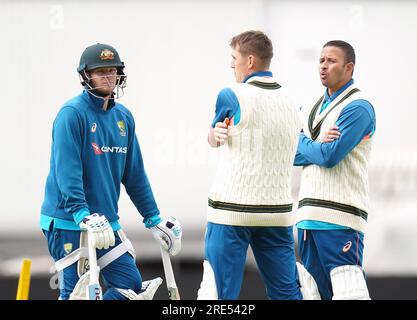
117, 120, 126, 136
92, 142, 103, 155
91, 123, 97, 133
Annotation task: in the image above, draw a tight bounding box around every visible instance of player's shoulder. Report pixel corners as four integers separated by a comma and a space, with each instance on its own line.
56, 93, 86, 119
344, 95, 375, 119
216, 87, 239, 102
265, 84, 299, 110
349, 87, 375, 109
113, 102, 137, 128
222, 80, 253, 94
114, 102, 134, 119
53, 106, 84, 131
62, 93, 82, 107
273, 84, 294, 100
58, 92, 90, 115
222, 81, 262, 101
216, 86, 237, 97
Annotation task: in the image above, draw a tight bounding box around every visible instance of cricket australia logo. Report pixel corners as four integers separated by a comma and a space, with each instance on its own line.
64, 243, 73, 255
100, 49, 114, 60
117, 120, 126, 136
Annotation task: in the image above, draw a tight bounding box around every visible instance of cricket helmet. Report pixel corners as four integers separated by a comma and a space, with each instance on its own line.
77, 43, 127, 98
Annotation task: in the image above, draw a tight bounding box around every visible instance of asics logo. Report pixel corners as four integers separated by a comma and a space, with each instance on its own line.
342, 241, 352, 253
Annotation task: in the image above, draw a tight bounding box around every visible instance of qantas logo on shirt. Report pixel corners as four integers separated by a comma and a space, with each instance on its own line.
91, 142, 127, 155
91, 143, 103, 155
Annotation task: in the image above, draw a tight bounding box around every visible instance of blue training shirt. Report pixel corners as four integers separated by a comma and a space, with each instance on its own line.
211, 71, 273, 127
294, 79, 376, 231
40, 90, 161, 231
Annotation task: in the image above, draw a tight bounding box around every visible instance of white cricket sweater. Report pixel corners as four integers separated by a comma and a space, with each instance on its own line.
296, 84, 373, 233
208, 77, 301, 226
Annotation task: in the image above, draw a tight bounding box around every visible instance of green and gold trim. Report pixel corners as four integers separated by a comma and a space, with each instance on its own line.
208, 199, 292, 213
308, 88, 360, 140
298, 198, 368, 220
248, 80, 281, 90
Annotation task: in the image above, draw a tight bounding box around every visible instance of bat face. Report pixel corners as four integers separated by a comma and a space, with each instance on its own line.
168, 287, 180, 300
87, 284, 103, 300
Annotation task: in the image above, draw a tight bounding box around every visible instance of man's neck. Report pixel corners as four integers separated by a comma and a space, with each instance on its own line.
327, 79, 352, 97
243, 70, 272, 83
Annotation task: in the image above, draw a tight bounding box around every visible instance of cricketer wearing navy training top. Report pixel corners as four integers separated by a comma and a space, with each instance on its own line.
40, 43, 182, 300
294, 40, 376, 300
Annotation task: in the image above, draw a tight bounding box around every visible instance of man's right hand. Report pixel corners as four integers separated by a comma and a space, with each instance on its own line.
213, 118, 230, 146
79, 213, 115, 250
321, 125, 341, 143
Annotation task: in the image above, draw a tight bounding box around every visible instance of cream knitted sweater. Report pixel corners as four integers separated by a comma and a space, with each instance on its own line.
208, 77, 301, 227
296, 84, 373, 233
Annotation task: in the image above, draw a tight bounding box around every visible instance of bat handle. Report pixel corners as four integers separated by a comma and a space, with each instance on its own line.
88, 235, 99, 285
160, 247, 180, 300
160, 247, 176, 286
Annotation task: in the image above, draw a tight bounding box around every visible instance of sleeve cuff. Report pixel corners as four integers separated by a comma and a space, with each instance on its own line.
73, 208, 91, 225
144, 215, 162, 228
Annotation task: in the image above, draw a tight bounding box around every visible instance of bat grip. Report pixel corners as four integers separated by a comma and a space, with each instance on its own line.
88, 234, 99, 285
160, 247, 181, 300
160, 247, 175, 285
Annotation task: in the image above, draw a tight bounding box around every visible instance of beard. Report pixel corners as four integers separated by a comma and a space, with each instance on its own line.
91, 85, 115, 97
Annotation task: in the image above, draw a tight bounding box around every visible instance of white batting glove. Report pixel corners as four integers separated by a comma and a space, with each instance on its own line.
150, 216, 182, 256
213, 118, 230, 146
79, 213, 115, 250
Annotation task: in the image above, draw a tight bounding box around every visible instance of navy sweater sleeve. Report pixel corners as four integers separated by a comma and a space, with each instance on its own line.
53, 107, 90, 222
294, 100, 375, 168
211, 88, 240, 127
122, 118, 160, 223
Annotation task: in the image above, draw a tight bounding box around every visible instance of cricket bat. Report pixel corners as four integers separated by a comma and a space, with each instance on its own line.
160, 247, 180, 300
87, 235, 103, 300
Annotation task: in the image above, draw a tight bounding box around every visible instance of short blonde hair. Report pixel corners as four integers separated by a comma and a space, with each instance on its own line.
230, 30, 273, 68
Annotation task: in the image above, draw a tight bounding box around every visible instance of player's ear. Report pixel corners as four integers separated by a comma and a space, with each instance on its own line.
345, 62, 354, 76
247, 54, 255, 69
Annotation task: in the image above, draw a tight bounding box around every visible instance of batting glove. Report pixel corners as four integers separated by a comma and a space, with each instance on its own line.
150, 216, 182, 256
79, 213, 115, 250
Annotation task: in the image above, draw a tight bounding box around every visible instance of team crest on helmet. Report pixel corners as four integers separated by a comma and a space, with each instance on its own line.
117, 121, 126, 136
100, 49, 114, 60
64, 243, 73, 255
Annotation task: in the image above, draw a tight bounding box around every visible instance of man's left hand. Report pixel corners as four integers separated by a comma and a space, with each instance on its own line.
150, 216, 182, 256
